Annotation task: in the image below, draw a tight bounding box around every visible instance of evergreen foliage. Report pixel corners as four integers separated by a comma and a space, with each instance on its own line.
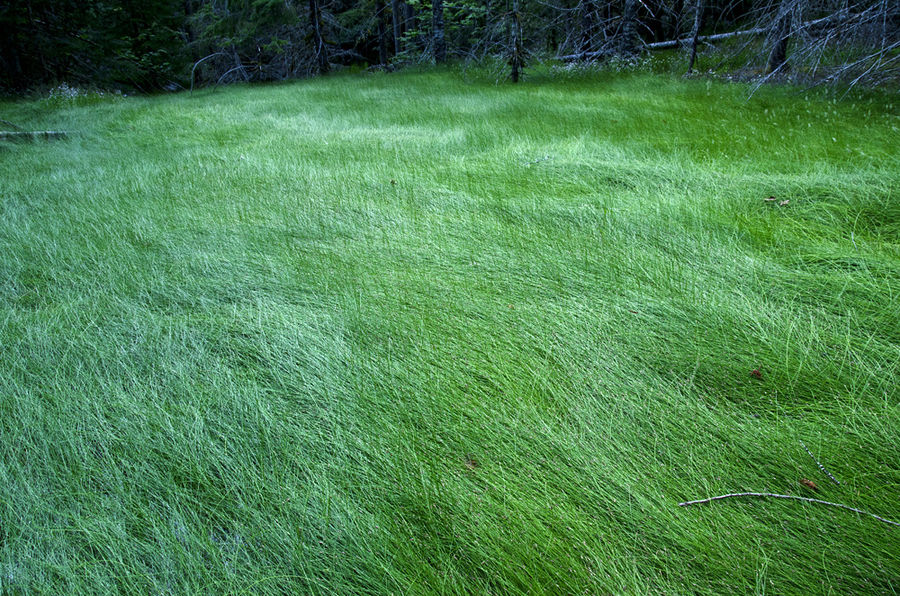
1, 0, 897, 91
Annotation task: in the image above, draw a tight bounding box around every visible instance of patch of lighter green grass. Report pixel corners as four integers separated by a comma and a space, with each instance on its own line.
1, 70, 898, 594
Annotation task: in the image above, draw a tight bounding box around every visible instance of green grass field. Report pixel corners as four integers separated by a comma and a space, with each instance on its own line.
1, 70, 898, 594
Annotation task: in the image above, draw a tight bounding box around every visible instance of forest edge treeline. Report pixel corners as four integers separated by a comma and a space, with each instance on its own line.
1, 0, 897, 93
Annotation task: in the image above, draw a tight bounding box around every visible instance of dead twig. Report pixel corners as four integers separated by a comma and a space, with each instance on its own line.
0, 119, 24, 131
679, 492, 898, 527
800, 440, 840, 485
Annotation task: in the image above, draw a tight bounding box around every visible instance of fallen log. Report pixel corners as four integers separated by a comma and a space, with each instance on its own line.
645, 27, 769, 51
559, 28, 767, 60
559, 12, 851, 60
0, 131, 69, 141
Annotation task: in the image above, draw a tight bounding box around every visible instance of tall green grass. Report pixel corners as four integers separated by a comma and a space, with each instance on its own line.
1, 70, 898, 594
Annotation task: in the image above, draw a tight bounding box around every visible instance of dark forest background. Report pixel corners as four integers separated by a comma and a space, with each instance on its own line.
1, 0, 898, 93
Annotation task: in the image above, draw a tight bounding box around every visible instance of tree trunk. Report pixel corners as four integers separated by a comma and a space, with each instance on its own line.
509, 0, 523, 81
391, 0, 402, 55
433, 0, 446, 63
686, 0, 702, 73
309, 0, 330, 73
619, 0, 638, 57
376, 0, 389, 64
766, 0, 793, 74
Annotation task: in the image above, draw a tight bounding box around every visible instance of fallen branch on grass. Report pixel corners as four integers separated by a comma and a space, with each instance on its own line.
679, 492, 898, 527
0, 119, 24, 131
800, 440, 841, 485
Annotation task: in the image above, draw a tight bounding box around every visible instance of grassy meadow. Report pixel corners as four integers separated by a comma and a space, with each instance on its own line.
1, 70, 899, 594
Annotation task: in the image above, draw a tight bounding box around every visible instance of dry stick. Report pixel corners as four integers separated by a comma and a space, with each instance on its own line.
799, 440, 840, 485
679, 493, 899, 527
0, 119, 24, 131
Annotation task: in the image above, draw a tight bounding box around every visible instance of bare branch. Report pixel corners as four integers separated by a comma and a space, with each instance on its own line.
190, 52, 228, 95
799, 440, 841, 486
679, 492, 899, 527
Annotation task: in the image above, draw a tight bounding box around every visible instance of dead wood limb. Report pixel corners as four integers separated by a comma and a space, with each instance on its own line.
679, 492, 899, 527
0, 131, 69, 141
559, 12, 855, 61
686, 0, 703, 73
190, 52, 228, 95
214, 65, 250, 89
646, 26, 770, 51
560, 27, 767, 59
800, 440, 841, 485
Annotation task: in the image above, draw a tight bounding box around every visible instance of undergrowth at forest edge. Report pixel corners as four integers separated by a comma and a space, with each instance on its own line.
1, 70, 898, 594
